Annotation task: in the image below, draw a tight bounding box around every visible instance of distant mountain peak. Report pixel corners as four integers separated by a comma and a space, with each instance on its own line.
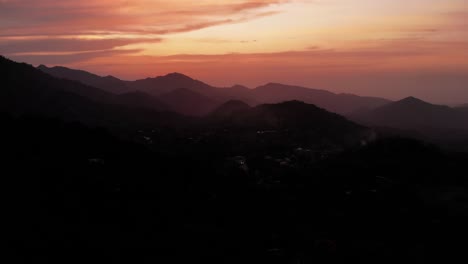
163, 72, 192, 79
263, 82, 283, 87
352, 94, 468, 133
219, 99, 251, 109
37, 64, 130, 94
400, 96, 423, 102
231, 84, 250, 90
395, 96, 434, 107
148, 72, 197, 82
210, 100, 251, 117
224, 99, 250, 106
104, 75, 121, 81
268, 100, 314, 108
279, 100, 307, 105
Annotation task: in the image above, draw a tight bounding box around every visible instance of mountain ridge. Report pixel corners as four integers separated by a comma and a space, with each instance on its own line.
36, 63, 391, 115
352, 96, 468, 138
1, 56, 183, 127
38, 64, 131, 94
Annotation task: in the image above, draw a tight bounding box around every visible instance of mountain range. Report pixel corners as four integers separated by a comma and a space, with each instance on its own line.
352, 96, 468, 140
209, 100, 370, 146
1, 57, 186, 128
4, 56, 468, 146
2, 56, 375, 149
38, 64, 390, 116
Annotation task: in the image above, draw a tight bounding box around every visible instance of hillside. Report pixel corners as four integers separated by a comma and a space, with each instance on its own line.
38, 65, 131, 94
38, 64, 391, 115
1, 56, 184, 127
159, 88, 220, 116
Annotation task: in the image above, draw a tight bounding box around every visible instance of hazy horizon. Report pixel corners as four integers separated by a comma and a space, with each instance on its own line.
1, 0, 467, 104
30, 62, 466, 106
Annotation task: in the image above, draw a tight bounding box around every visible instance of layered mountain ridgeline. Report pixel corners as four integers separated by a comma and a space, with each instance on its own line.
251, 83, 391, 114
351, 96, 468, 151
352, 96, 468, 133
159, 88, 220, 116
209, 99, 251, 118
1, 56, 186, 128
210, 100, 365, 133
4, 56, 468, 262
192, 100, 374, 157
37, 64, 390, 115
125, 100, 374, 159
457, 103, 468, 113
3, 56, 373, 153
38, 64, 131, 94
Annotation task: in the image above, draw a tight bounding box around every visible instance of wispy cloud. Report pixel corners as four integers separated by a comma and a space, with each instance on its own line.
7, 49, 142, 65
0, 0, 287, 36
0, 0, 288, 59
0, 38, 162, 54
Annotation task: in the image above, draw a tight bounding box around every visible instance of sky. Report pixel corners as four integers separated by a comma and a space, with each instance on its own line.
1, 0, 467, 104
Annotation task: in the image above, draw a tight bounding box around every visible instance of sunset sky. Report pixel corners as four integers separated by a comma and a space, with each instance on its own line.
1, 0, 467, 104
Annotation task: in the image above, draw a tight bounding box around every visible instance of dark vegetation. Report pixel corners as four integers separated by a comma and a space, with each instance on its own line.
3, 56, 468, 263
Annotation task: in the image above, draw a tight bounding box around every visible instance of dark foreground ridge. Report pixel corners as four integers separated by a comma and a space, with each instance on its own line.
2, 56, 468, 263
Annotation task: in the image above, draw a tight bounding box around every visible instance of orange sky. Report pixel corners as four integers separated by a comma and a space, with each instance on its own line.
1, 0, 467, 104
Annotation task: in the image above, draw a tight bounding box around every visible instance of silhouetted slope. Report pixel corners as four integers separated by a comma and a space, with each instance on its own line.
355, 96, 468, 132
459, 103, 468, 107
249, 101, 365, 131
252, 83, 390, 114
210, 100, 251, 118
206, 100, 371, 147
38, 64, 392, 115
36, 64, 167, 111
0, 56, 184, 127
128, 73, 255, 106
38, 64, 131, 94
5, 59, 468, 262
114, 91, 169, 112
215, 85, 258, 105
454, 104, 468, 117
128, 72, 214, 96
158, 88, 220, 116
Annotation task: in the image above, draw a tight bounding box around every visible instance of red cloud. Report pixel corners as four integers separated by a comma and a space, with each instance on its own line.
0, 1, 287, 37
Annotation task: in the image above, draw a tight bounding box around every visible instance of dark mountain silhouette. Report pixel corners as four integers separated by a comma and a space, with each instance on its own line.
38, 65, 391, 115
158, 88, 220, 116
230, 84, 250, 90
128, 72, 214, 96
251, 83, 391, 114
241, 100, 366, 130
353, 96, 468, 137
128, 73, 255, 105
216, 85, 258, 105
38, 64, 131, 94
36, 64, 169, 111
210, 100, 251, 118
6, 56, 468, 262
207, 100, 371, 147
114, 91, 169, 112
1, 56, 183, 127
